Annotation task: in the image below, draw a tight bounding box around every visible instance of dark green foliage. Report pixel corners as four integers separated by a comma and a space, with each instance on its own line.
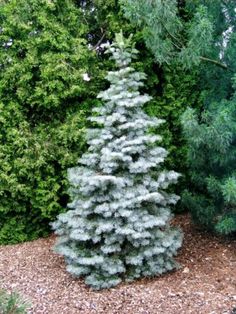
196, 1, 236, 104
0, 289, 28, 314
181, 1, 236, 235
0, 0, 101, 244
145, 66, 199, 171
0, 107, 88, 243
182, 98, 236, 234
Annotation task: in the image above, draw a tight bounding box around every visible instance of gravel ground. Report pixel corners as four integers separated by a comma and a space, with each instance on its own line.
0, 214, 235, 314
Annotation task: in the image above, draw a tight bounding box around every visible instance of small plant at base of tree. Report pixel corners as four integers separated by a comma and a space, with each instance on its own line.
52, 32, 183, 290
0, 289, 28, 314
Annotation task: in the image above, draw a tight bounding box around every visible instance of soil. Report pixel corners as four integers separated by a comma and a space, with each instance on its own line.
0, 213, 235, 314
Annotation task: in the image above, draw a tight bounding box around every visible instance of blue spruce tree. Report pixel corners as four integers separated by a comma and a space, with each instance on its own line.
52, 33, 183, 290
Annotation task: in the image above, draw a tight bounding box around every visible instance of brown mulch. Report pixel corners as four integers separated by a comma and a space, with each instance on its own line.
0, 213, 236, 314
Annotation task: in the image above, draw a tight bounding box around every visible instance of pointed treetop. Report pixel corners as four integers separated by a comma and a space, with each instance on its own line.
103, 31, 138, 68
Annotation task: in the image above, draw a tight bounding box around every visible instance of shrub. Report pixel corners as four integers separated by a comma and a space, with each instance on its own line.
0, 0, 100, 243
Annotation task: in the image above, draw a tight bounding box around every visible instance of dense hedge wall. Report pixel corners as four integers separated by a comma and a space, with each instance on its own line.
0, 0, 102, 243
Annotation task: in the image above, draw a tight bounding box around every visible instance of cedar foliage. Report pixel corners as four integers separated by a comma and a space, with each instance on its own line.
0, 0, 100, 243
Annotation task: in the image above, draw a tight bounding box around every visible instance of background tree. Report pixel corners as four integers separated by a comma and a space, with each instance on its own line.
120, 0, 236, 234
182, 95, 236, 235
120, 0, 217, 68
52, 33, 183, 290
0, 0, 101, 243
181, 1, 236, 234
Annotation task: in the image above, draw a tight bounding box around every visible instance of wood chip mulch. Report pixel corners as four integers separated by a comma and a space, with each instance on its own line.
0, 213, 236, 314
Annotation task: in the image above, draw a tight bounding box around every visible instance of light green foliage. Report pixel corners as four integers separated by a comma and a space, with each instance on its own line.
52, 33, 182, 290
0, 289, 28, 314
179, 5, 214, 68
0, 0, 100, 244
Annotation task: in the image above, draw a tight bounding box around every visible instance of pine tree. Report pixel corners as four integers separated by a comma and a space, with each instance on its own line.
52, 32, 183, 290
180, 1, 236, 235
182, 93, 236, 235
120, 0, 215, 68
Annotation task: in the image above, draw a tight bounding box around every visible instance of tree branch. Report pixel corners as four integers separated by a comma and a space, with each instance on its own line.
92, 30, 106, 51
200, 56, 228, 70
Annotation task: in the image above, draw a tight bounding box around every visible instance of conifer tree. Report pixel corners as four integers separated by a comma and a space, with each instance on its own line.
182, 89, 236, 235
181, 1, 236, 235
0, 0, 99, 243
52, 33, 183, 290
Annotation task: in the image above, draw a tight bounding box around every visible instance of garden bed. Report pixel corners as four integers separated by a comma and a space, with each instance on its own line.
0, 214, 235, 314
